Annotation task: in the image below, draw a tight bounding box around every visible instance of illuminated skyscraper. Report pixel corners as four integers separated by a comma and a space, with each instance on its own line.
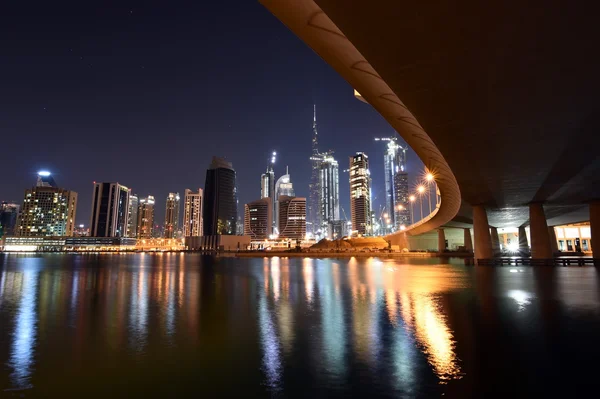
308, 104, 320, 235
274, 167, 295, 232
164, 192, 180, 238
319, 153, 340, 234
183, 188, 203, 237
203, 157, 238, 236
89, 182, 130, 237
394, 172, 411, 227
244, 197, 272, 240
127, 194, 138, 238
261, 151, 277, 232
16, 171, 78, 237
278, 196, 306, 240
375, 137, 408, 230
349, 153, 372, 236
137, 195, 155, 238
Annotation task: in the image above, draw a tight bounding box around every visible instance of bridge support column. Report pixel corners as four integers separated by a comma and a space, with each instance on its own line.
518, 226, 529, 252
548, 227, 559, 254
437, 228, 446, 252
529, 202, 553, 259
473, 205, 493, 263
490, 227, 501, 254
590, 200, 600, 259
464, 228, 473, 253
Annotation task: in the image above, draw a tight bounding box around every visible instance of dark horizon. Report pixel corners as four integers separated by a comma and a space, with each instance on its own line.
0, 1, 424, 227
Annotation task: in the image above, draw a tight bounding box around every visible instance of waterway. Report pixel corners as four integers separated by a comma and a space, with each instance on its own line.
1, 254, 599, 397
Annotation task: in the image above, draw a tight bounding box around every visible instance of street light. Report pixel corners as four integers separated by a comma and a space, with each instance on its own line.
425, 172, 434, 214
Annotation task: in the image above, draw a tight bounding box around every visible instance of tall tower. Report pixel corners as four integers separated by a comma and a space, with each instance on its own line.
308, 104, 322, 235
17, 171, 78, 237
319, 153, 340, 234
278, 196, 306, 240
183, 188, 203, 237
274, 166, 295, 232
375, 137, 408, 230
203, 157, 238, 236
350, 153, 372, 236
89, 182, 130, 237
127, 194, 138, 238
137, 196, 155, 238
260, 151, 276, 233
164, 192, 180, 238
243, 197, 272, 240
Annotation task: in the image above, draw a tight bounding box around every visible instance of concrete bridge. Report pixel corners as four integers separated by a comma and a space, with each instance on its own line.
261, 0, 599, 261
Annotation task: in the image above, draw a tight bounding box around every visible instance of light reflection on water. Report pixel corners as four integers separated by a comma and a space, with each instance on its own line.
1, 254, 599, 397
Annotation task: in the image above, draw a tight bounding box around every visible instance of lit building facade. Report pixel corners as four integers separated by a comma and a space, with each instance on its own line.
164, 192, 180, 238
261, 151, 277, 232
244, 197, 272, 239
0, 202, 20, 237
349, 153, 372, 236
376, 137, 408, 230
203, 157, 238, 236
393, 172, 411, 227
137, 196, 155, 238
89, 182, 130, 237
16, 172, 78, 237
318, 154, 340, 235
554, 223, 593, 253
183, 188, 203, 237
308, 104, 320, 235
127, 194, 138, 238
278, 195, 306, 240
274, 168, 295, 231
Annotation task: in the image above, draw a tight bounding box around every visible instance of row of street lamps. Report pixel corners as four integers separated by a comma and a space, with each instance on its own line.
381, 171, 438, 233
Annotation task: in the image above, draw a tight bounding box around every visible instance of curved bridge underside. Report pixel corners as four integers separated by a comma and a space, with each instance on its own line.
262, 0, 600, 230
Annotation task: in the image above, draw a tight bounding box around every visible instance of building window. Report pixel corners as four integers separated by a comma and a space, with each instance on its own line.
566, 240, 573, 251
558, 240, 565, 251
582, 239, 589, 251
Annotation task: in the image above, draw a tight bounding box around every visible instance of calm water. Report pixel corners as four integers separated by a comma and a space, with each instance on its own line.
1, 254, 599, 398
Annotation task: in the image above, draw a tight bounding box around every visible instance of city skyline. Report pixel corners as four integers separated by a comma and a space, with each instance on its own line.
0, 3, 426, 230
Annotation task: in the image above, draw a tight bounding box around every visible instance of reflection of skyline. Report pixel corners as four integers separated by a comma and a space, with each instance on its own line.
9, 261, 39, 389
257, 257, 464, 386
4, 255, 596, 395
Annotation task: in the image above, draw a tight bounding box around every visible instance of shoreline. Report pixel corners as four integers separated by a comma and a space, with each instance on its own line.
235, 251, 443, 258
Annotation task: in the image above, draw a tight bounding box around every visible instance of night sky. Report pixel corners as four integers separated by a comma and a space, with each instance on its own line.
0, 1, 424, 227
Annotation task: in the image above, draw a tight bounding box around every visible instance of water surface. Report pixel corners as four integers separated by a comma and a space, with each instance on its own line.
1, 254, 599, 397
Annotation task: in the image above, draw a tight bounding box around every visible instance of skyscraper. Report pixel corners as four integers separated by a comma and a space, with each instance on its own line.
319, 153, 340, 233
261, 151, 276, 232
164, 192, 180, 238
127, 194, 138, 238
0, 202, 20, 237
183, 188, 203, 237
137, 196, 155, 238
244, 197, 272, 239
89, 182, 130, 237
16, 171, 78, 237
308, 104, 320, 235
350, 153, 372, 236
375, 137, 408, 230
274, 167, 295, 232
393, 172, 411, 227
203, 157, 238, 236
278, 196, 306, 240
